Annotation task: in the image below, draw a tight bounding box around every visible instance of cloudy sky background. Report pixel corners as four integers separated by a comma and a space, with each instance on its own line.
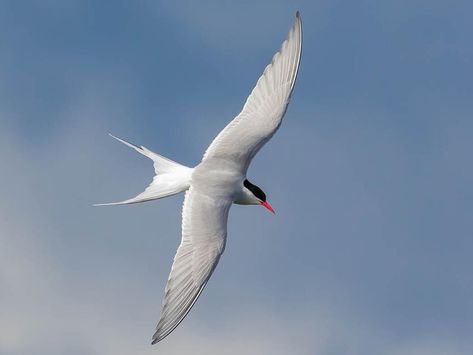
1, 1, 472, 354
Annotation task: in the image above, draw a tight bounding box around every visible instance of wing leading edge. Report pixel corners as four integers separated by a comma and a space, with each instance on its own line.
203, 12, 303, 172
152, 189, 231, 344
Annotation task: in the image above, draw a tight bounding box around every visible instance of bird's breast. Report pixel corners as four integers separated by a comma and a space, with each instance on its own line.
191, 160, 244, 201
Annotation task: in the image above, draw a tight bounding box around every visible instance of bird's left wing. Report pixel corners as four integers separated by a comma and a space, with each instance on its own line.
202, 12, 302, 172
151, 188, 231, 344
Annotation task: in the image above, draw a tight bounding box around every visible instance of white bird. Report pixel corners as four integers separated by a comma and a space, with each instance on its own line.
97, 12, 302, 344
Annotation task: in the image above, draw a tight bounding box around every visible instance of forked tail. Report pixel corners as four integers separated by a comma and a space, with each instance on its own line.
94, 134, 193, 206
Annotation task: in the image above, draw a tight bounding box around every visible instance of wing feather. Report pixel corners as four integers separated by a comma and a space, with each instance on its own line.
151, 189, 231, 344
202, 12, 302, 172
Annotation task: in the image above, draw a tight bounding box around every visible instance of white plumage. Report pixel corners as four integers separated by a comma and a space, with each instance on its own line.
97, 12, 302, 344
203, 13, 302, 172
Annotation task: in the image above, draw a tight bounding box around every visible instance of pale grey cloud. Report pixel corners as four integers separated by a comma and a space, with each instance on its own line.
1, 97, 471, 354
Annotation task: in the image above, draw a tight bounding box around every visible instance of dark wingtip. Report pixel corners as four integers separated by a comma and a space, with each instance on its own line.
151, 330, 166, 345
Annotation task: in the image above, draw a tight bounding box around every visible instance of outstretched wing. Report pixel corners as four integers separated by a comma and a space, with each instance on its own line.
202, 12, 302, 172
151, 188, 231, 344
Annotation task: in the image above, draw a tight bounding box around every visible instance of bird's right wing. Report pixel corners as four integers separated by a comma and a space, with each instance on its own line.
202, 12, 302, 173
151, 188, 232, 344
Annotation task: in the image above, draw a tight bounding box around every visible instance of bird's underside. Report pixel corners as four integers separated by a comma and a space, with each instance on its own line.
97, 12, 302, 345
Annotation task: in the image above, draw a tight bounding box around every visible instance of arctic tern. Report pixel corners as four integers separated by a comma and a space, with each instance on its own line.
97, 12, 302, 344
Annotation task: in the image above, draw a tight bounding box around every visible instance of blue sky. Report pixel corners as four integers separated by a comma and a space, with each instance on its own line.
1, 1, 472, 354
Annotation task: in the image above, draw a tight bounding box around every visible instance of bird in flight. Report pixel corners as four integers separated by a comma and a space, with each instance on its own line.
96, 12, 302, 344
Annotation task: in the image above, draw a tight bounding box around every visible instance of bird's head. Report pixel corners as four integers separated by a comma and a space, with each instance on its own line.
235, 179, 275, 214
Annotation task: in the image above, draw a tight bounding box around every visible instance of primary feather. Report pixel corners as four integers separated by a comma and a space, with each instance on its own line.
203, 12, 302, 172
152, 188, 231, 344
